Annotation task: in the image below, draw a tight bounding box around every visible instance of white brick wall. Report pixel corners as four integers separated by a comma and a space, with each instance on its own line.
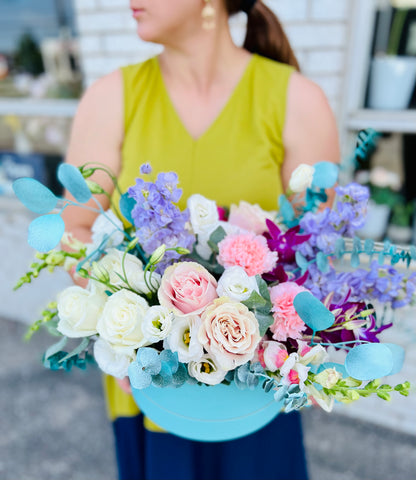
72, 0, 354, 119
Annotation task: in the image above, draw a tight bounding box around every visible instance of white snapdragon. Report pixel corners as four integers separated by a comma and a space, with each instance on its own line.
188, 354, 227, 385
93, 339, 135, 379
57, 285, 104, 337
288, 164, 315, 193
142, 306, 174, 343
217, 266, 259, 301
164, 315, 203, 363
280, 353, 310, 390
91, 210, 125, 248
187, 194, 219, 235
97, 289, 149, 348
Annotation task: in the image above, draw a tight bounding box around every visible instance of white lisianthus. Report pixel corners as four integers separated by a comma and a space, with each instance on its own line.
314, 367, 342, 389
288, 164, 315, 193
217, 266, 259, 301
96, 248, 160, 294
97, 289, 149, 348
304, 384, 334, 412
57, 285, 104, 337
142, 306, 174, 343
188, 354, 227, 385
93, 339, 135, 379
91, 210, 125, 248
164, 315, 203, 363
187, 194, 219, 235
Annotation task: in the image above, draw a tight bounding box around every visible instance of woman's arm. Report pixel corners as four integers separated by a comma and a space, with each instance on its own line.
282, 72, 340, 191
62, 69, 124, 241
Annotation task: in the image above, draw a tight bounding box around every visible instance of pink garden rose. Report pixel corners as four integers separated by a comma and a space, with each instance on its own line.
158, 262, 218, 316
228, 201, 275, 235
217, 232, 278, 277
198, 297, 261, 370
269, 282, 308, 342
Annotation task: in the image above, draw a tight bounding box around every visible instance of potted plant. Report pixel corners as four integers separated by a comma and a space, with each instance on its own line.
386, 199, 414, 243
356, 166, 401, 240
368, 0, 416, 110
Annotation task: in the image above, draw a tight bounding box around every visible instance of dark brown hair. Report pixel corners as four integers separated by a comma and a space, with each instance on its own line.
225, 0, 300, 71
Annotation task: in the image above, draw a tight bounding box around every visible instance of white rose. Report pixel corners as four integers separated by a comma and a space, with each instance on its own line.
97, 289, 149, 348
57, 286, 104, 337
91, 210, 125, 248
93, 339, 135, 379
142, 306, 174, 343
288, 164, 315, 193
164, 315, 203, 363
188, 354, 227, 385
217, 266, 259, 301
187, 194, 219, 235
96, 248, 160, 294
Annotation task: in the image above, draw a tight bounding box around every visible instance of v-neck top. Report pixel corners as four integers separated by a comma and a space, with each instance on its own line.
115, 54, 294, 212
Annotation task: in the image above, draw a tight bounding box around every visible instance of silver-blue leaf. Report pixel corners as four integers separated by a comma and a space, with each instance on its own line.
28, 214, 65, 252
57, 164, 92, 203
13, 177, 58, 214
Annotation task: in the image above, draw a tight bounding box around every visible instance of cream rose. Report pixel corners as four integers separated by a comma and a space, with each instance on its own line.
142, 306, 174, 343
228, 201, 275, 235
217, 266, 259, 302
188, 354, 227, 385
158, 262, 218, 316
288, 164, 315, 193
93, 339, 135, 379
96, 248, 160, 294
97, 289, 149, 348
198, 297, 261, 370
187, 194, 219, 235
57, 285, 104, 337
164, 315, 203, 363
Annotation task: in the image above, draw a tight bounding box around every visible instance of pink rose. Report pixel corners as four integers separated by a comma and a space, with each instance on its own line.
217, 232, 278, 277
269, 282, 308, 341
198, 297, 261, 370
158, 262, 218, 316
228, 201, 275, 235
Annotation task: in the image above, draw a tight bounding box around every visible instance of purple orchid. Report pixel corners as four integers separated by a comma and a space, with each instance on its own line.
264, 219, 311, 263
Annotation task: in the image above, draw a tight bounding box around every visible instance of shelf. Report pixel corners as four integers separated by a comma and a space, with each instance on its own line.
346, 109, 416, 134
0, 98, 78, 118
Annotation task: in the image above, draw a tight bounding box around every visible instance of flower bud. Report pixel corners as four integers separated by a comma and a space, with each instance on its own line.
80, 167, 95, 179
86, 180, 105, 194
175, 247, 190, 255
149, 244, 166, 265
92, 261, 110, 283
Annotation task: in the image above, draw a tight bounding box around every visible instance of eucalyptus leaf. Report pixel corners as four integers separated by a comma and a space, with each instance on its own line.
28, 214, 65, 252
13, 177, 58, 214
311, 162, 339, 189
57, 164, 92, 204
293, 291, 335, 332
58, 337, 90, 363
278, 194, 295, 223
44, 336, 68, 361
316, 252, 329, 272
256, 275, 271, 303
242, 290, 269, 310
207, 226, 226, 254
119, 192, 136, 224
254, 310, 274, 337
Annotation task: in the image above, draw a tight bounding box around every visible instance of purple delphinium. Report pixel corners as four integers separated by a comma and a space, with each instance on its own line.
128, 170, 195, 272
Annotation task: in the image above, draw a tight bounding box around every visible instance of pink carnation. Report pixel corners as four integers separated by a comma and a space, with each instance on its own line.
269, 282, 307, 341
217, 233, 277, 277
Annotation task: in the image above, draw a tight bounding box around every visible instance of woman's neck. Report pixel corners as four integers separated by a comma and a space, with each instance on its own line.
158, 17, 250, 94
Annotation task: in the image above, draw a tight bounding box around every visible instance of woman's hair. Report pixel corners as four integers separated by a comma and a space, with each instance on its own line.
225, 0, 300, 71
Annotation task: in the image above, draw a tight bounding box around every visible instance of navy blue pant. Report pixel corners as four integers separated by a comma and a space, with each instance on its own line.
113, 412, 308, 480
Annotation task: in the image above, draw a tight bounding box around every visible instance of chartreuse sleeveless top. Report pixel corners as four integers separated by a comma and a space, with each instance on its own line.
105, 54, 294, 428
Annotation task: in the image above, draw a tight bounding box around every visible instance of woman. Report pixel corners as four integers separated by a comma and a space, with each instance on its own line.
64, 1, 340, 479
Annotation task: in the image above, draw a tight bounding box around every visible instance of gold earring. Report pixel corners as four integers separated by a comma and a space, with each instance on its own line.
202, 0, 215, 30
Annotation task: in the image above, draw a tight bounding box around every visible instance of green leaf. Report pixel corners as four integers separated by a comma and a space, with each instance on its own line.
253, 310, 274, 337
242, 290, 269, 310
377, 391, 391, 401
256, 275, 271, 303
207, 226, 227, 254
58, 337, 90, 363
44, 336, 68, 360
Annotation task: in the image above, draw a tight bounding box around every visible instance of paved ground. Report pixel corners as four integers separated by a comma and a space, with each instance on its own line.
1, 317, 416, 480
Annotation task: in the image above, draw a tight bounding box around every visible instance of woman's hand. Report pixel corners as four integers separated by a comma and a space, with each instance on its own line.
117, 376, 132, 395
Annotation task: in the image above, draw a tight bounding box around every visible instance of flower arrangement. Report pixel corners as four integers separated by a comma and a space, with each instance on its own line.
13, 151, 414, 428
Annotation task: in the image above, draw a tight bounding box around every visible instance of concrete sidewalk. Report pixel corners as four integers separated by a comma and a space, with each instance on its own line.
1, 316, 416, 480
